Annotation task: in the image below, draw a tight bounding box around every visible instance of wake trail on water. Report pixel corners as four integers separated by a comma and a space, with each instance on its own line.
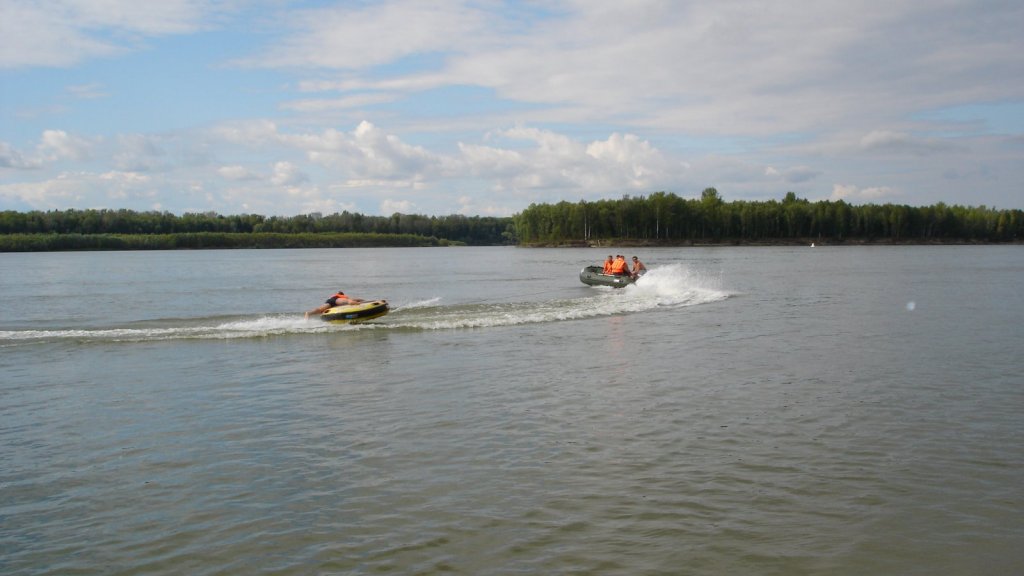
0, 264, 728, 344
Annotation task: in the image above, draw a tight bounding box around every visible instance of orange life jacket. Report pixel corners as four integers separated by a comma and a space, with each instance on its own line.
328, 292, 349, 305
602, 260, 614, 273
610, 258, 628, 274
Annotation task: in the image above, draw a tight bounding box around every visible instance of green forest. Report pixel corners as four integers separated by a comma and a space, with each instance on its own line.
1, 189, 1021, 251
0, 209, 514, 251
514, 189, 1023, 245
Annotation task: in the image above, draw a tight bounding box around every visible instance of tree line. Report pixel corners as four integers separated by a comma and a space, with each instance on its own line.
3, 190, 1021, 252
0, 209, 516, 250
514, 189, 1023, 244
0, 232, 449, 252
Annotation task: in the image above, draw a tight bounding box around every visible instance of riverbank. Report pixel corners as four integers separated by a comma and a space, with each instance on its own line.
524, 237, 1023, 248
2, 232, 1020, 252
0, 232, 466, 252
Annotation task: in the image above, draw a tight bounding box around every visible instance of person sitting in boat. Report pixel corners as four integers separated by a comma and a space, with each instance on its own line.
631, 256, 647, 278
609, 254, 630, 276
305, 290, 365, 319
602, 254, 614, 274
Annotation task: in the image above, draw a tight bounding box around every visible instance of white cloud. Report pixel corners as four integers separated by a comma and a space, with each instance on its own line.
455, 128, 680, 197
0, 170, 153, 208
218, 165, 259, 181
2, 131, 94, 169
4, 0, 1022, 215
252, 0, 1023, 144
66, 83, 109, 99
203, 119, 692, 212
0, 141, 41, 169
280, 93, 398, 112
859, 130, 957, 155
456, 143, 525, 177
39, 130, 94, 162
350, 120, 436, 177
0, 174, 84, 207
0, 3, 120, 67
456, 195, 514, 217
270, 161, 308, 186
766, 165, 821, 184
0, 0, 217, 68
112, 134, 167, 172
496, 126, 584, 158
99, 170, 150, 184
211, 120, 281, 147
381, 199, 415, 214
99, 170, 153, 200
586, 133, 666, 184
265, 121, 440, 186
68, 0, 213, 34
830, 184, 898, 203
251, 0, 489, 69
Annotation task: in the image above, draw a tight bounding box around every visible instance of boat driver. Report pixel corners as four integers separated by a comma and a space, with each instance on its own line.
305, 290, 365, 319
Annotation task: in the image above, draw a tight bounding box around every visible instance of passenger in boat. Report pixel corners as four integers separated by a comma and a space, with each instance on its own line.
305, 290, 365, 319
631, 256, 647, 278
609, 254, 630, 276
602, 254, 614, 274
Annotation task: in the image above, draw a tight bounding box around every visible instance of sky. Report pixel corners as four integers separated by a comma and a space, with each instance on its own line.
1, 0, 1022, 217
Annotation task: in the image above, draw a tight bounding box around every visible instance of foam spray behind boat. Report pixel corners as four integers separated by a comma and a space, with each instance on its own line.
622, 263, 729, 308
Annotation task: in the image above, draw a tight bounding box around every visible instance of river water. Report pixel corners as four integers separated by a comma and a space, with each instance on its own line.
1, 246, 1021, 575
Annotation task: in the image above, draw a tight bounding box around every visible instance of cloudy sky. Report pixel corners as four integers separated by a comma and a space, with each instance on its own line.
1, 0, 1022, 217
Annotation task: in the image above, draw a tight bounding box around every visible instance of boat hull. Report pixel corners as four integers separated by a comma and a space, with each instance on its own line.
579, 266, 635, 288
320, 299, 390, 323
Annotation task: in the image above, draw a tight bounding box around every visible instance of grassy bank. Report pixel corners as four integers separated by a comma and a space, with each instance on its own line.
0, 232, 457, 252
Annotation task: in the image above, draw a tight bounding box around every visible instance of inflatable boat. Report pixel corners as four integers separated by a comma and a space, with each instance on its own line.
320, 299, 390, 323
579, 266, 636, 288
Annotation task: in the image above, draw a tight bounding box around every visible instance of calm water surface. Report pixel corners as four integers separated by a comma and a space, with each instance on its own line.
1, 246, 1022, 575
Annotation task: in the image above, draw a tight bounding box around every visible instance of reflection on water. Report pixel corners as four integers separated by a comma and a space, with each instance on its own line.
1, 246, 1022, 575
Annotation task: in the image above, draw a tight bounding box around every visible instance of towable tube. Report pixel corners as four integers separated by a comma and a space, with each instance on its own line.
320, 299, 390, 323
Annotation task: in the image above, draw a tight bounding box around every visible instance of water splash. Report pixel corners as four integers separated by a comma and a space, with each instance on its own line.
392, 297, 442, 310
379, 263, 728, 330
1, 265, 728, 344
624, 262, 728, 307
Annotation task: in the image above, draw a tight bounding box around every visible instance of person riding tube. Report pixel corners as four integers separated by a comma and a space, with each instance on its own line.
305, 290, 365, 319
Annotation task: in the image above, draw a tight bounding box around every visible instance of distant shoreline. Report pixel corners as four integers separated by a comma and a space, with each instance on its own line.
0, 232, 460, 252
2, 232, 1020, 252
522, 238, 1024, 248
